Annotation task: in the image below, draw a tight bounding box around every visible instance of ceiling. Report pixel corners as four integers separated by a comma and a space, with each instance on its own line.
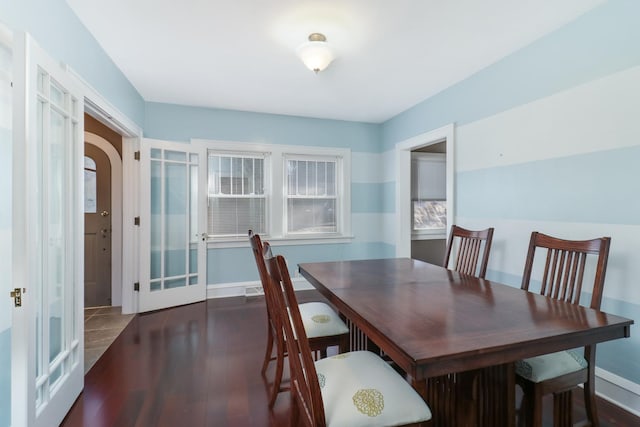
66, 0, 605, 123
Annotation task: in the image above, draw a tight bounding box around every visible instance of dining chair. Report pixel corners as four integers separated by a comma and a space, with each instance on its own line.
515, 231, 611, 427
264, 252, 433, 427
248, 231, 349, 408
443, 225, 494, 278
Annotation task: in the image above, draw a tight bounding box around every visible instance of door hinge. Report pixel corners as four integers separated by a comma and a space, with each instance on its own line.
10, 288, 25, 307
134, 151, 140, 161
134, 282, 140, 292
134, 216, 140, 226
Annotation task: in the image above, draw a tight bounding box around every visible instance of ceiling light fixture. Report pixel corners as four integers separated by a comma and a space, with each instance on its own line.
297, 33, 334, 74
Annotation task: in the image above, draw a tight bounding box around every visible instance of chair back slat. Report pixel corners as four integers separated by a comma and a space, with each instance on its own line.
264, 254, 326, 427
521, 232, 611, 309
444, 225, 494, 279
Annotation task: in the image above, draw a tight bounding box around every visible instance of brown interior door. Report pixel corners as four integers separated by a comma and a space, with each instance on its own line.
84, 143, 112, 307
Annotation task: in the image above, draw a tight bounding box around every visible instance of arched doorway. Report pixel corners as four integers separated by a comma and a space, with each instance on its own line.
84, 132, 123, 307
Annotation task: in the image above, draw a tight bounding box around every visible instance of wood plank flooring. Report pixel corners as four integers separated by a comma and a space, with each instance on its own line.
62, 291, 639, 426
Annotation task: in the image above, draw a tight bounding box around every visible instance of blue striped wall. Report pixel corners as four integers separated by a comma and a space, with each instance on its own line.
383, 0, 640, 149
4, 0, 638, 395
0, 0, 145, 127
381, 0, 640, 387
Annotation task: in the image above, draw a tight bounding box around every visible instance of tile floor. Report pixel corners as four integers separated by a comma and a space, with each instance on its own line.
84, 306, 135, 373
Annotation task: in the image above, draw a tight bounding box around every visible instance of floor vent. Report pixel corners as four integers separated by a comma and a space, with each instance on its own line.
245, 286, 264, 297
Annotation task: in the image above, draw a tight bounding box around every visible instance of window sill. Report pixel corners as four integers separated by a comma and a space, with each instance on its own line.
207, 234, 355, 249
412, 230, 446, 241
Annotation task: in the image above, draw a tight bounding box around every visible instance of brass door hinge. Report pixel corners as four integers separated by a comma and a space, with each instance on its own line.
134, 282, 140, 292
10, 288, 26, 307
134, 216, 140, 226
134, 151, 140, 161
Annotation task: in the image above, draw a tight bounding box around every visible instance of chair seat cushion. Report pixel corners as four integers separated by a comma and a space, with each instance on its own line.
298, 302, 349, 338
515, 349, 588, 383
315, 351, 432, 427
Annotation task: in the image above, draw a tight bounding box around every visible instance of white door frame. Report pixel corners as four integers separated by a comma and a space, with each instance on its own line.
395, 123, 455, 257
69, 69, 143, 314
85, 132, 123, 307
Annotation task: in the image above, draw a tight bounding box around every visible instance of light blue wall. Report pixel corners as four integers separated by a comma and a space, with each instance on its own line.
381, 0, 640, 385
145, 102, 389, 284
145, 102, 381, 152
0, 0, 145, 127
382, 0, 640, 150
4, 0, 638, 393
457, 146, 640, 224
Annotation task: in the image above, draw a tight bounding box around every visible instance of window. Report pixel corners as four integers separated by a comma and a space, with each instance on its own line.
207, 152, 266, 237
199, 140, 351, 244
286, 157, 337, 234
84, 156, 97, 213
411, 153, 446, 235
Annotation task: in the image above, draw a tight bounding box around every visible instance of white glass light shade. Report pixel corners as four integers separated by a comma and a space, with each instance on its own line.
297, 40, 334, 73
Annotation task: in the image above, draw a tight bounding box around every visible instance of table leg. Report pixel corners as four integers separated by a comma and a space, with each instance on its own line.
415, 364, 516, 427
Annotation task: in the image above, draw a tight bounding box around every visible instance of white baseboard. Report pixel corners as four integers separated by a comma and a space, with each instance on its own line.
595, 367, 640, 417
206, 277, 314, 299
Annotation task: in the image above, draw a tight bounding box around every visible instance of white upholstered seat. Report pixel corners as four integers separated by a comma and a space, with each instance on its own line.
264, 253, 432, 427
316, 351, 432, 427
515, 349, 588, 383
298, 302, 350, 338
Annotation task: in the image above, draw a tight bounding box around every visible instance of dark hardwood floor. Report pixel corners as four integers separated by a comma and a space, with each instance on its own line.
62, 291, 639, 427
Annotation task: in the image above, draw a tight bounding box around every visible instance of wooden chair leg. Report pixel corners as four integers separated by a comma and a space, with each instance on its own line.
290, 392, 300, 427
269, 333, 286, 408
553, 390, 572, 427
519, 382, 543, 427
261, 324, 274, 376
584, 379, 600, 427
517, 388, 528, 427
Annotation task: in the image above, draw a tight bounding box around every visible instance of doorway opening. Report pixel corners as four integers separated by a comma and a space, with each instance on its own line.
410, 143, 447, 264
395, 123, 455, 258
83, 116, 134, 372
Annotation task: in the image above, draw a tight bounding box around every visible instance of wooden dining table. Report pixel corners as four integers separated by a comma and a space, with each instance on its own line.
298, 258, 633, 427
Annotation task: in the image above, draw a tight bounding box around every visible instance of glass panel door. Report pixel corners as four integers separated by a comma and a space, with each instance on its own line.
12, 32, 84, 427
139, 140, 206, 312
0, 21, 13, 427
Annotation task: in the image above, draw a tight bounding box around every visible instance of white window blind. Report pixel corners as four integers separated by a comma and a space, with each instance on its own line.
286, 157, 337, 234
411, 153, 446, 231
207, 152, 266, 236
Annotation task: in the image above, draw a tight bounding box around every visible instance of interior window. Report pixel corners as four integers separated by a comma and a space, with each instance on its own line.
84, 156, 97, 213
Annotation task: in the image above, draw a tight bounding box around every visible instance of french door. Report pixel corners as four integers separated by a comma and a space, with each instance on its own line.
139, 139, 207, 312
1, 20, 14, 427
11, 32, 84, 426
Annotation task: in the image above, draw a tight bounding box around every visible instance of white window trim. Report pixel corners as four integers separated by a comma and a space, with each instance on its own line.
192, 139, 352, 248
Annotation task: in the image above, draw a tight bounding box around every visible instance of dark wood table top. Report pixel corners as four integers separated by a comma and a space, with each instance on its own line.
299, 258, 633, 380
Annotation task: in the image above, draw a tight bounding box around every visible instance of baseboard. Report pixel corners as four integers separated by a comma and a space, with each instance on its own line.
595, 367, 640, 417
206, 277, 314, 299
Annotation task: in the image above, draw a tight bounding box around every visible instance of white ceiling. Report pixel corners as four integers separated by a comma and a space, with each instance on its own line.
66, 0, 605, 123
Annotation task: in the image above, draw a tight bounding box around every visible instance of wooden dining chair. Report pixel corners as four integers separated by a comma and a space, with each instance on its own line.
515, 231, 611, 427
264, 252, 432, 427
443, 225, 494, 278
248, 231, 349, 408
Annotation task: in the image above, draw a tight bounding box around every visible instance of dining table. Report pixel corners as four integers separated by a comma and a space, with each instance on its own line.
298, 258, 633, 427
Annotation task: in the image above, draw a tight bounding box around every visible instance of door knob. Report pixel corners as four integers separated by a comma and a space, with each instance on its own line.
101, 210, 110, 217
